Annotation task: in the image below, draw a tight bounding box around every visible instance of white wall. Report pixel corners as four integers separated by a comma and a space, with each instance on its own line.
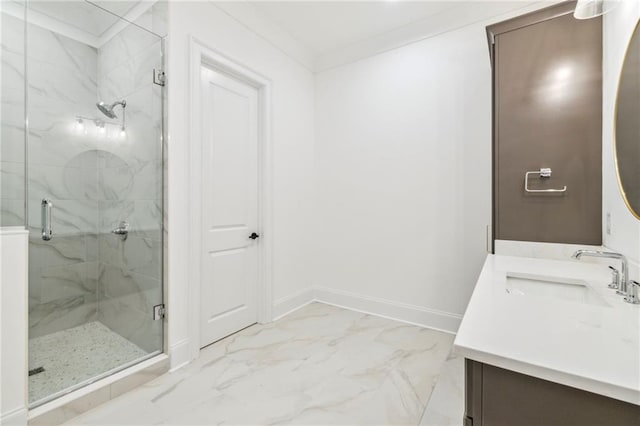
602, 0, 640, 274
0, 229, 28, 425
166, 1, 315, 367
312, 21, 494, 329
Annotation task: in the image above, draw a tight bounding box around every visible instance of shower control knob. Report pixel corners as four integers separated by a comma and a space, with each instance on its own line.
249, 232, 260, 240
111, 221, 129, 241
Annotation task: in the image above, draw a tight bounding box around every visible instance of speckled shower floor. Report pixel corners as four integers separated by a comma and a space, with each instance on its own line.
29, 321, 148, 405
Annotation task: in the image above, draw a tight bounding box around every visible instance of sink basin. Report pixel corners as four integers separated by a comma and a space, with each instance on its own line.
505, 272, 610, 307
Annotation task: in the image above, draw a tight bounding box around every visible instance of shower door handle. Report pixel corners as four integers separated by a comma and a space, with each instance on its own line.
41, 199, 53, 241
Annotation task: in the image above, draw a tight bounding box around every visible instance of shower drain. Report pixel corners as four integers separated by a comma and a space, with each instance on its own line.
28, 366, 45, 376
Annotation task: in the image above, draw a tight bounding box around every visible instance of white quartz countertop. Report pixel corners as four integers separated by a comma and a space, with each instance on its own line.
454, 254, 640, 405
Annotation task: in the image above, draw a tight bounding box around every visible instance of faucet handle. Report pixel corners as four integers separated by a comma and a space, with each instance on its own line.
624, 280, 640, 304
608, 266, 620, 289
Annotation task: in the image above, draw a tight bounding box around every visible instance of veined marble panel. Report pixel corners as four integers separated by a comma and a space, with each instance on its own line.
99, 234, 161, 279
1, 160, 25, 199
1, 87, 25, 128
1, 125, 25, 163
29, 293, 97, 339
1, 48, 25, 95
26, 21, 97, 76
98, 262, 160, 303
28, 56, 97, 105
0, 198, 25, 226
98, 293, 162, 353
98, 159, 162, 202
97, 40, 162, 101
99, 199, 161, 240
28, 233, 87, 268
1, 12, 25, 54
32, 261, 97, 304
98, 21, 160, 75
69, 303, 454, 425
0, 160, 25, 226
28, 164, 98, 201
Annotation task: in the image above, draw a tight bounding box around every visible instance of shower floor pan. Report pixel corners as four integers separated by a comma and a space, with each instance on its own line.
29, 321, 149, 405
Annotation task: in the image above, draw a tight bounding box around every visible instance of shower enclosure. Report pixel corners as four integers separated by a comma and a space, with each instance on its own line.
1, 0, 165, 406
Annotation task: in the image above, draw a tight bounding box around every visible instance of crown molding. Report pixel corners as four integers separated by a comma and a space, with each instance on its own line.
315, 1, 562, 72
212, 0, 316, 72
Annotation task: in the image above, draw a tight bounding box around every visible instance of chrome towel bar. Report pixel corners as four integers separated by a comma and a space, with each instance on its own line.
524, 168, 567, 193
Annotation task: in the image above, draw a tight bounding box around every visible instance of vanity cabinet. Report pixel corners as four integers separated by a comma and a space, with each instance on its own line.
464, 359, 640, 426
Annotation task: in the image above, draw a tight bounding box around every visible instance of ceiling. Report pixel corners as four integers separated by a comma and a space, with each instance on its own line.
247, 1, 463, 55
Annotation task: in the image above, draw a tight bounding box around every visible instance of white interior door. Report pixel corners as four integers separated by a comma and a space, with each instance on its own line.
199, 65, 259, 348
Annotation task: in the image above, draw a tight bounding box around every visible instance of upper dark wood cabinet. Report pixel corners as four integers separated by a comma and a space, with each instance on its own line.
489, 2, 602, 245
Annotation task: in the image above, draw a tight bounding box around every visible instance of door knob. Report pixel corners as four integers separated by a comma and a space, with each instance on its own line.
249, 232, 260, 240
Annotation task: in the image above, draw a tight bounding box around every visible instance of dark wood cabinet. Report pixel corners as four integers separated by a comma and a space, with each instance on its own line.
489, 2, 603, 245
464, 359, 640, 426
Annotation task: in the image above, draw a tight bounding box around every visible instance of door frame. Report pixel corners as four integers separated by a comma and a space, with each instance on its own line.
187, 36, 273, 360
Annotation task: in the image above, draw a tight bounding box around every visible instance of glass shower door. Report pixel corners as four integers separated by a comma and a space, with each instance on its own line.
25, 0, 164, 406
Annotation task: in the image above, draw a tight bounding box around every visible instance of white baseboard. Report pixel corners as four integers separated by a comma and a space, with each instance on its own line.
1, 407, 27, 425
272, 288, 315, 321
272, 286, 462, 334
169, 338, 191, 372
314, 287, 461, 334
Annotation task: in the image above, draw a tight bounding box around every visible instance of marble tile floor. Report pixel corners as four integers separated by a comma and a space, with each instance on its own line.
419, 354, 464, 426
65, 302, 455, 425
29, 321, 149, 405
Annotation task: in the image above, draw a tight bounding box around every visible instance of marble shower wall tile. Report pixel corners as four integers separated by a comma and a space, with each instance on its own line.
99, 262, 160, 304
29, 292, 98, 339
1, 10, 25, 54
99, 234, 161, 279
36, 261, 98, 304
29, 233, 89, 269
25, 19, 100, 337
0, 198, 25, 226
1, 48, 25, 95
1, 11, 26, 226
97, 22, 159, 76
99, 199, 161, 240
28, 164, 98, 201
98, 291, 161, 353
1, 160, 25, 199
98, 160, 162, 202
97, 40, 162, 102
1, 125, 25, 164
26, 20, 97, 77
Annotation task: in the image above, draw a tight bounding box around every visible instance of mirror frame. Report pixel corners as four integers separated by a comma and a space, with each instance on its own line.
613, 18, 640, 220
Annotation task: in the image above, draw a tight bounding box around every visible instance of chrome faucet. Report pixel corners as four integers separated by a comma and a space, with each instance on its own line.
572, 250, 638, 304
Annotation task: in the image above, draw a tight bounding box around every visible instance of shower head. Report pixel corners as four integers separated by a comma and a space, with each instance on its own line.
96, 100, 126, 119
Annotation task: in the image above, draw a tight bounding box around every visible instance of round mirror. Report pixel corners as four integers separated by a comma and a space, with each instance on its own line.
615, 21, 640, 219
